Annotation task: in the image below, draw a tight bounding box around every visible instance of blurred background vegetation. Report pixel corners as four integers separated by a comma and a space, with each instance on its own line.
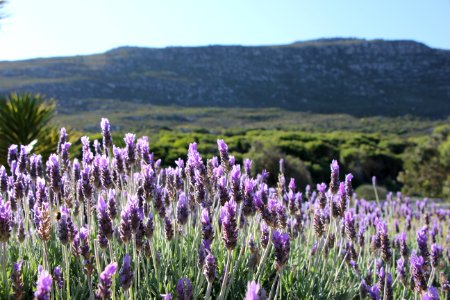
0, 92, 448, 201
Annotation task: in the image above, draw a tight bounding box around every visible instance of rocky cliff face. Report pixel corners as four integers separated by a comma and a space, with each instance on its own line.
0, 38, 449, 117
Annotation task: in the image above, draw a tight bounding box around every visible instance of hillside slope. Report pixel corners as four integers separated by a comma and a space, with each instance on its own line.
1, 38, 449, 117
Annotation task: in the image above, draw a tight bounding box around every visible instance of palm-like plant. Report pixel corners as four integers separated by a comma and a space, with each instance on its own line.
0, 92, 58, 165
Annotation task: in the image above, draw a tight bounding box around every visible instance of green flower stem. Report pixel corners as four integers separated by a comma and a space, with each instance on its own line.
204, 281, 213, 300
218, 250, 232, 300
255, 228, 273, 282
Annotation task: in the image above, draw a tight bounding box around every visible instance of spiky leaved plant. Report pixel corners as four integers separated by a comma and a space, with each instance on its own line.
0, 93, 58, 165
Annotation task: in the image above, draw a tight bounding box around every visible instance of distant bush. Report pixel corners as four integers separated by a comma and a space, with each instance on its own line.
355, 184, 388, 201
247, 141, 312, 188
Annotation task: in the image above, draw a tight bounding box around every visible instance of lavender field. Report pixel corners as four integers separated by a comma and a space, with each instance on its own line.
1, 118, 449, 300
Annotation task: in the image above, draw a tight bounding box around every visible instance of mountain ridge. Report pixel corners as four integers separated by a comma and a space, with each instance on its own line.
1, 38, 449, 117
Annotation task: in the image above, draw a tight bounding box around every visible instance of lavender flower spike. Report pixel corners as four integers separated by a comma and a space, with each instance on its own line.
217, 139, 230, 172
100, 118, 113, 149
422, 286, 439, 300
53, 266, 63, 290
201, 208, 214, 242
272, 230, 290, 271
410, 252, 427, 293
96, 262, 118, 299
345, 173, 354, 197
176, 278, 193, 300
0, 196, 12, 242
244, 281, 267, 300
177, 192, 189, 226
11, 260, 24, 299
119, 253, 133, 291
98, 195, 114, 240
221, 199, 238, 250
203, 252, 216, 283
329, 160, 340, 195
34, 266, 52, 300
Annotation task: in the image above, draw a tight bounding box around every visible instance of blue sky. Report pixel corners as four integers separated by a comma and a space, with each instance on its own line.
1, 0, 449, 61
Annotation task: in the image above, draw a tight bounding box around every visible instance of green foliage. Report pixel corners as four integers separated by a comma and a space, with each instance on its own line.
398, 125, 450, 200
69, 121, 447, 199
0, 92, 58, 164
247, 141, 312, 187
354, 184, 388, 201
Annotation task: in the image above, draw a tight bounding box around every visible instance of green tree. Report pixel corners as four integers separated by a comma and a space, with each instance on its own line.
398, 125, 450, 200
0, 93, 58, 165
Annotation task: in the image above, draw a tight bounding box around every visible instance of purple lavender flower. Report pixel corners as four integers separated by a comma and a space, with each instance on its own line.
11, 260, 24, 299
317, 183, 327, 209
177, 278, 193, 300
81, 166, 93, 201
57, 128, 68, 154
96, 262, 118, 299
243, 179, 256, 216
164, 216, 174, 241
439, 272, 450, 292
46, 154, 61, 193
221, 199, 238, 250
113, 146, 125, 174
0, 166, 8, 192
243, 158, 253, 177
17, 145, 28, 173
145, 213, 154, 240
244, 281, 267, 300
126, 195, 143, 234
119, 253, 133, 291
417, 226, 429, 261
272, 230, 290, 271
160, 294, 172, 300
377, 221, 392, 263
410, 252, 427, 293
120, 204, 132, 245
264, 198, 279, 228
217, 139, 230, 172
344, 211, 356, 241
56, 206, 69, 245
230, 165, 242, 203
396, 257, 407, 285
338, 182, 347, 217
53, 266, 63, 290
124, 133, 136, 167
361, 280, 380, 300
99, 156, 113, 189
430, 243, 443, 268
383, 273, 393, 300
203, 251, 216, 283
97, 195, 113, 240
34, 266, 52, 300
8, 145, 18, 166
100, 118, 113, 149
329, 160, 340, 195
313, 207, 324, 238
217, 176, 228, 206
422, 286, 439, 300
345, 173, 354, 198
201, 208, 213, 242
177, 192, 189, 226
260, 221, 269, 248
0, 196, 12, 242
399, 232, 408, 257
197, 239, 211, 269
276, 201, 287, 228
